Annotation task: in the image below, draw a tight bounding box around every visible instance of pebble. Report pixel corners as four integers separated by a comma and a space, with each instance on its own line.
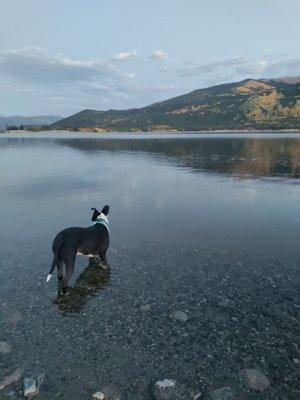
0, 368, 24, 390
209, 386, 235, 400
170, 311, 189, 322
23, 378, 38, 398
92, 392, 106, 400
7, 310, 23, 326
152, 378, 201, 400
140, 304, 151, 311
239, 368, 270, 391
217, 299, 230, 308
0, 341, 12, 354
23, 372, 45, 398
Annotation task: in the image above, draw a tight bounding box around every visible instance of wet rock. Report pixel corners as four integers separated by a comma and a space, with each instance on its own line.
94, 385, 121, 400
239, 369, 270, 391
23, 372, 45, 398
140, 304, 151, 312
217, 298, 230, 308
170, 311, 189, 322
152, 378, 201, 400
209, 386, 235, 400
92, 392, 106, 400
0, 341, 12, 354
0, 368, 24, 390
23, 378, 37, 398
7, 310, 23, 326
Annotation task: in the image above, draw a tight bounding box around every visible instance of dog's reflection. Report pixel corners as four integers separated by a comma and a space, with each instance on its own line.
53, 258, 111, 314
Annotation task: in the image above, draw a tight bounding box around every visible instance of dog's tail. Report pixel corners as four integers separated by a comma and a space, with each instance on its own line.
47, 233, 63, 283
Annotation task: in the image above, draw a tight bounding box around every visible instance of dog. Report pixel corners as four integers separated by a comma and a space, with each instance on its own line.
47, 205, 110, 293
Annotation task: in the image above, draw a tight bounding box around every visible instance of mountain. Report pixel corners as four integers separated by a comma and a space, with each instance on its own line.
0, 115, 61, 129
51, 78, 300, 131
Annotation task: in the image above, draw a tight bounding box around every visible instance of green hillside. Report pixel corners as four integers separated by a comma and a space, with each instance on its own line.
50, 78, 300, 131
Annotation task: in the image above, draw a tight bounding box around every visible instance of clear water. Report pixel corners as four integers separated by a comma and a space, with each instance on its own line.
0, 133, 299, 399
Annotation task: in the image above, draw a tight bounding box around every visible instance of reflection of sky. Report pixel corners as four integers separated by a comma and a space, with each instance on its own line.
1, 137, 300, 232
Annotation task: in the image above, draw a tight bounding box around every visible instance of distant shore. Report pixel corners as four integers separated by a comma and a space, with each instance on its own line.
1, 129, 300, 138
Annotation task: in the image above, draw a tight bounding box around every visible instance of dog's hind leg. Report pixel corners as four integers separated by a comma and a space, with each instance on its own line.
62, 249, 76, 291
57, 259, 65, 282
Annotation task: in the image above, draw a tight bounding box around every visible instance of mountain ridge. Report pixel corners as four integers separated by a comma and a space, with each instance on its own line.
48, 77, 299, 131
0, 115, 61, 129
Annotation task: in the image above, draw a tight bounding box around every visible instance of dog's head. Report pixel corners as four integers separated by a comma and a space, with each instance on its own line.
101, 205, 110, 216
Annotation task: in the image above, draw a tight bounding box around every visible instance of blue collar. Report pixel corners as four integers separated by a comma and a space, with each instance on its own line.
93, 219, 109, 233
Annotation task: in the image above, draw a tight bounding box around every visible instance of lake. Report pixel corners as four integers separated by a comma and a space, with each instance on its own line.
0, 132, 299, 400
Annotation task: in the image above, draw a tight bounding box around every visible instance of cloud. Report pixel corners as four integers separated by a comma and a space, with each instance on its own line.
112, 51, 137, 62
236, 58, 300, 77
0, 47, 140, 113
0, 47, 121, 85
178, 56, 248, 77
178, 55, 300, 79
150, 50, 167, 61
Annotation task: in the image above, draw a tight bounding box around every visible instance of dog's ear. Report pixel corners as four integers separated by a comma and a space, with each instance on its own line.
101, 205, 110, 215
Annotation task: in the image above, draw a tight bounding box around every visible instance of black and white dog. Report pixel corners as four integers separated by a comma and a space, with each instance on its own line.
47, 205, 110, 292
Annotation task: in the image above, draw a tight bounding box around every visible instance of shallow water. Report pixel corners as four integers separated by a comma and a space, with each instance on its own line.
0, 133, 299, 399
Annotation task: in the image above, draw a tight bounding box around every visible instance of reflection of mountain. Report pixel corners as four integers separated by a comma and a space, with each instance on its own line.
54, 261, 110, 314
58, 137, 300, 179
50, 78, 300, 131
1, 136, 300, 179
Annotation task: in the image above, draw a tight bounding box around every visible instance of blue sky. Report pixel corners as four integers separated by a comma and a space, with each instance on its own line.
0, 0, 299, 116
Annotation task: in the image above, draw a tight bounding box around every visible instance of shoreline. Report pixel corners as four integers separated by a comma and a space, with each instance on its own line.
1, 129, 300, 138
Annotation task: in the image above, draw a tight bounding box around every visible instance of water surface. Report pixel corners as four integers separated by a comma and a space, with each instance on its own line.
0, 133, 299, 399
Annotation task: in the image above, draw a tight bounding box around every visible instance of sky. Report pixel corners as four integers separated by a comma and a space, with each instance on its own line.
0, 0, 299, 116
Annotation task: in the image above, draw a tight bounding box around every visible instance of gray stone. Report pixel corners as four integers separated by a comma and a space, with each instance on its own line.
93, 384, 121, 400
23, 378, 38, 398
152, 378, 201, 400
23, 372, 45, 398
170, 311, 189, 322
140, 304, 151, 312
0, 369, 24, 391
92, 392, 106, 400
239, 369, 270, 391
0, 341, 12, 354
209, 386, 235, 400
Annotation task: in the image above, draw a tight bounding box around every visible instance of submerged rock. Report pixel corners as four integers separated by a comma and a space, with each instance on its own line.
239, 369, 270, 391
209, 386, 235, 400
170, 311, 189, 322
92, 385, 122, 400
152, 378, 201, 400
23, 372, 45, 398
92, 392, 106, 400
140, 304, 151, 312
7, 310, 23, 326
0, 368, 24, 390
0, 341, 12, 354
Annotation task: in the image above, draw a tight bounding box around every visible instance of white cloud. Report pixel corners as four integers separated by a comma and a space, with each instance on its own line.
236, 58, 300, 77
112, 51, 137, 61
125, 72, 136, 79
0, 47, 120, 85
150, 50, 167, 61
178, 56, 248, 77
0, 47, 140, 113
178, 55, 300, 79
